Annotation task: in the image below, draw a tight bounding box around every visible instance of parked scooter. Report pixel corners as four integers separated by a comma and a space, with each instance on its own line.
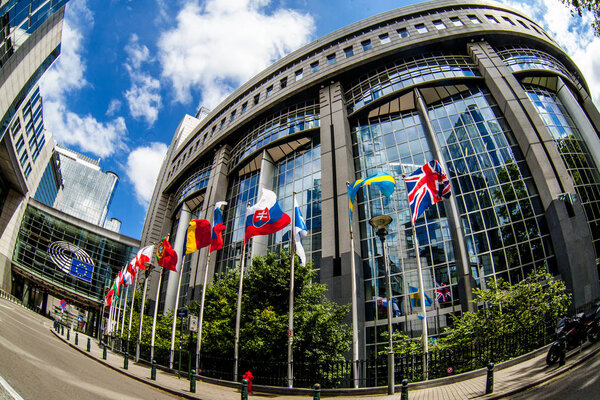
546, 302, 600, 366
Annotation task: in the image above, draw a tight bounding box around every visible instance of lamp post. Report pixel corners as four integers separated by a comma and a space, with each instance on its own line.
369, 214, 394, 395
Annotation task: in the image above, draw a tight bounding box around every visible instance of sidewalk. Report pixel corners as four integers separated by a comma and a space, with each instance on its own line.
52, 327, 600, 399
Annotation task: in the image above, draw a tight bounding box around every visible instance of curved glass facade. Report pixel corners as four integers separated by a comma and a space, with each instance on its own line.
174, 161, 212, 206
345, 53, 480, 114
525, 84, 600, 257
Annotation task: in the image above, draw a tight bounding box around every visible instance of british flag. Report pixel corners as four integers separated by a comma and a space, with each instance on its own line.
404, 160, 451, 223
435, 281, 451, 303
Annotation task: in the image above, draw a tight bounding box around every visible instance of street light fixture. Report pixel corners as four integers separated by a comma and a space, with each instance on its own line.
369, 214, 395, 395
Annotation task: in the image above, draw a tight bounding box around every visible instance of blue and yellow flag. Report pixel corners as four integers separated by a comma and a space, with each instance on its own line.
409, 285, 433, 308
348, 172, 396, 223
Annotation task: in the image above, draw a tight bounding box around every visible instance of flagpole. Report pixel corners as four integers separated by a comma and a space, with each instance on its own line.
169, 257, 185, 369
233, 235, 248, 382
127, 271, 138, 351
412, 222, 429, 380
136, 265, 151, 362
196, 253, 211, 370
150, 268, 164, 362
120, 286, 129, 336
287, 192, 297, 388
116, 291, 123, 336
347, 182, 360, 389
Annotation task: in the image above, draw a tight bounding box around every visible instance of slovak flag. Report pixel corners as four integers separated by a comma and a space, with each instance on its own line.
244, 189, 290, 244
210, 201, 227, 253
404, 160, 451, 223
293, 198, 308, 266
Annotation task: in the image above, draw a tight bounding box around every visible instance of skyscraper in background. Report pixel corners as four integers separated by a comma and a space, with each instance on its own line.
53, 145, 119, 227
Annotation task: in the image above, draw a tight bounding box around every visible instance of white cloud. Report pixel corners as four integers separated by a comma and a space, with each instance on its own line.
125, 142, 168, 205
502, 0, 600, 106
39, 1, 128, 158
157, 0, 315, 108
106, 99, 122, 116
124, 35, 162, 126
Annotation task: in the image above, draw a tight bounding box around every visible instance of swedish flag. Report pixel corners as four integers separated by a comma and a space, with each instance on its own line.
348, 172, 396, 223
409, 285, 432, 308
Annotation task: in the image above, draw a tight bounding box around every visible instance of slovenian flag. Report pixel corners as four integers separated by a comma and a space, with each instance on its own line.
294, 198, 308, 266
185, 219, 212, 255
210, 201, 227, 253
244, 189, 290, 244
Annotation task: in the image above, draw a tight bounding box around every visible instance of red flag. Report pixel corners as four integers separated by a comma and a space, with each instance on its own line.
156, 237, 178, 272
135, 245, 154, 270
185, 219, 212, 255
210, 201, 227, 253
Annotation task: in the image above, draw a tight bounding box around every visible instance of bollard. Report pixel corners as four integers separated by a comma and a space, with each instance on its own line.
241, 379, 248, 400
190, 369, 196, 393
559, 340, 566, 366
124, 352, 129, 370
61, 325, 64, 335
103, 345, 107, 360
151, 360, 157, 380
87, 338, 91, 352
67, 329, 70, 341
313, 383, 321, 400
485, 362, 494, 394
75, 333, 78, 346
401, 379, 409, 400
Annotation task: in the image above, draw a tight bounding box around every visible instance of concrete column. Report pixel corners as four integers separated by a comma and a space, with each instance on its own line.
22, 279, 30, 307
163, 202, 192, 313
250, 150, 276, 261
467, 41, 599, 308
319, 81, 365, 359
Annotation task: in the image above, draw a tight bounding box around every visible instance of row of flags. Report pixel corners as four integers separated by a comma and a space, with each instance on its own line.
375, 282, 452, 316
105, 245, 154, 307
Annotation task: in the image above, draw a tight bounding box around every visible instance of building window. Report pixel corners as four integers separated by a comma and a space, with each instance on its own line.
361, 39, 372, 51
531, 25, 541, 34
220, 118, 225, 129
518, 20, 529, 29
20, 150, 28, 167
344, 46, 354, 58
379, 33, 391, 43
11, 120, 21, 138
295, 69, 303, 81
311, 61, 319, 73
397, 27, 409, 38
415, 23, 428, 33
327, 53, 336, 65
433, 20, 446, 30
211, 126, 216, 136
15, 135, 24, 153
486, 15, 499, 23
254, 94, 260, 105
468, 15, 481, 24
241, 102, 248, 114
450, 16, 463, 26
502, 16, 515, 25
280, 77, 287, 89
266, 85, 273, 98
24, 163, 31, 178
230, 110, 236, 122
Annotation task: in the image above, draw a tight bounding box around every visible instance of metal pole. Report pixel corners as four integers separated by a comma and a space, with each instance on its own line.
127, 271, 139, 351
287, 192, 296, 388
120, 286, 129, 337
412, 223, 429, 380
196, 255, 211, 369
347, 182, 360, 389
150, 268, 164, 362
234, 240, 248, 382
136, 267, 151, 362
379, 231, 395, 395
169, 256, 185, 369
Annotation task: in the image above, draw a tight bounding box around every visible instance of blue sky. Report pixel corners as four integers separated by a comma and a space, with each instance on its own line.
38, 0, 600, 239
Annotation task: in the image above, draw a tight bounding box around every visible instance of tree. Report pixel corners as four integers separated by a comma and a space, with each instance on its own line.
559, 0, 600, 36
200, 251, 351, 364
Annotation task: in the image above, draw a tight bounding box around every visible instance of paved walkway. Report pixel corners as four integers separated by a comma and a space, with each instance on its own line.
52, 327, 600, 399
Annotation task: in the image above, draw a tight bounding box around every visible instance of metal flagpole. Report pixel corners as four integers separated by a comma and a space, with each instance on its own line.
169, 258, 185, 369
115, 291, 123, 335
233, 235, 249, 383
127, 272, 138, 350
287, 192, 297, 388
136, 266, 151, 362
347, 182, 360, 389
411, 222, 429, 380
150, 268, 164, 362
120, 286, 129, 336
196, 254, 211, 370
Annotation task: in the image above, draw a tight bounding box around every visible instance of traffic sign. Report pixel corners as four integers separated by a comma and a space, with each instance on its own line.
189, 315, 198, 332
60, 299, 67, 308
177, 307, 188, 317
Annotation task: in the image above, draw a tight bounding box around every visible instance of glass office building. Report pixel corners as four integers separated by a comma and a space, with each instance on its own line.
141, 0, 600, 359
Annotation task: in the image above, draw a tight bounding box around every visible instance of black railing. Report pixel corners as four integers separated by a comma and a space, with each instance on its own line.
113, 323, 555, 388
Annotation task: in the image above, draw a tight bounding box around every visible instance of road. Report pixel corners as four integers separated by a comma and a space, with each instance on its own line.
0, 298, 181, 400
512, 346, 600, 399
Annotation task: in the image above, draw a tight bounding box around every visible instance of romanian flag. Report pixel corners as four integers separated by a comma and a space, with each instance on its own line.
348, 172, 396, 224
210, 201, 227, 253
156, 237, 178, 272
185, 219, 211, 255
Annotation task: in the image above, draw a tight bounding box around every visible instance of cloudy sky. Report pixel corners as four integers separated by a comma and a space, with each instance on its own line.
38, 0, 600, 239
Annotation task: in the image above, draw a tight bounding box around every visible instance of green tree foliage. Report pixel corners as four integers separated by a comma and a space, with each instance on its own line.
201, 251, 351, 364
559, 0, 600, 36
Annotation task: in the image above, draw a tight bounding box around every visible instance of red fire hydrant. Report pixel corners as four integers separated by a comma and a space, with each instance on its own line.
243, 370, 254, 394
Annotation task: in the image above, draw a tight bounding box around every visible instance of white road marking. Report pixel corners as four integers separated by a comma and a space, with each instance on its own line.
0, 375, 25, 400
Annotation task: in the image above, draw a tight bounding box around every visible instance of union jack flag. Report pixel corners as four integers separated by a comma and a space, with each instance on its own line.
435, 281, 451, 303
404, 160, 451, 223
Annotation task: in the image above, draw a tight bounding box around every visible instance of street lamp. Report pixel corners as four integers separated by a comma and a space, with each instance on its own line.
369, 214, 395, 395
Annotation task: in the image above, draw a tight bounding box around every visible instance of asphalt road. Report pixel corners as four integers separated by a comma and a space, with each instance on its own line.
0, 299, 181, 400
512, 346, 600, 399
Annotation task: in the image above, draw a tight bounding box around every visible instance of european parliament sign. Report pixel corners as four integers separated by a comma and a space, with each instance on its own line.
48, 241, 95, 283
